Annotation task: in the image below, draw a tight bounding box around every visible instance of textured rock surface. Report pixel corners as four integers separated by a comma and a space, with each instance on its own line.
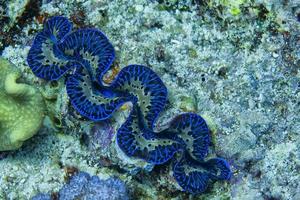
0, 0, 299, 199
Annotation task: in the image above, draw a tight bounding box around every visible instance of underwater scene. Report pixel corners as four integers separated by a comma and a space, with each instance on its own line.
0, 0, 299, 199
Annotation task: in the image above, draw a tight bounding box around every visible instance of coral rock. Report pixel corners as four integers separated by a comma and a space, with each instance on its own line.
0, 58, 45, 151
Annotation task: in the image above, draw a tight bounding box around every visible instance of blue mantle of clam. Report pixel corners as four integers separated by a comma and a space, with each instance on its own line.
27, 16, 231, 194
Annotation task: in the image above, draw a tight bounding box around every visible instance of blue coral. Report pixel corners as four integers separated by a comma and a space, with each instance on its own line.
31, 194, 51, 200
32, 172, 129, 200
27, 16, 231, 194
58, 172, 129, 200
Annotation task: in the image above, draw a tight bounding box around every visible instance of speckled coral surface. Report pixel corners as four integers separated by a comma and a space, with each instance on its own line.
0, 0, 299, 199
0, 58, 45, 151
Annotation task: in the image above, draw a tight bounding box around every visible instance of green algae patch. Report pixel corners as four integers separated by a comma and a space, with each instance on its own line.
0, 58, 45, 151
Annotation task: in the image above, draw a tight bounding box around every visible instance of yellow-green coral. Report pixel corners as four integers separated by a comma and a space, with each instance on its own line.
0, 58, 45, 151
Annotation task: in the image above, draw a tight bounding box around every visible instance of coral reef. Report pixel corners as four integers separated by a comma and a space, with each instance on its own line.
27, 16, 231, 194
0, 58, 45, 151
32, 171, 129, 200
1, 0, 299, 199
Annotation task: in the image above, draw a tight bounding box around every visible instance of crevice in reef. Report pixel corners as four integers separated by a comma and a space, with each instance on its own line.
0, 0, 41, 53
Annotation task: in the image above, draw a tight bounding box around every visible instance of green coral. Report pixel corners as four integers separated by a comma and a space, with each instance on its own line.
0, 58, 45, 151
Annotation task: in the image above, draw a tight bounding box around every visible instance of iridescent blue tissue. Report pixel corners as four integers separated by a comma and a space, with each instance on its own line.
203, 158, 232, 180
27, 17, 74, 80
173, 156, 210, 194
116, 107, 180, 164
167, 113, 211, 161
66, 66, 134, 121
173, 153, 231, 194
27, 31, 73, 80
43, 16, 72, 43
58, 28, 115, 82
110, 65, 168, 129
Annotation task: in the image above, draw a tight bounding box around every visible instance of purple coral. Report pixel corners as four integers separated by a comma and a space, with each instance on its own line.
31, 172, 129, 200
58, 172, 129, 200
90, 122, 114, 150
